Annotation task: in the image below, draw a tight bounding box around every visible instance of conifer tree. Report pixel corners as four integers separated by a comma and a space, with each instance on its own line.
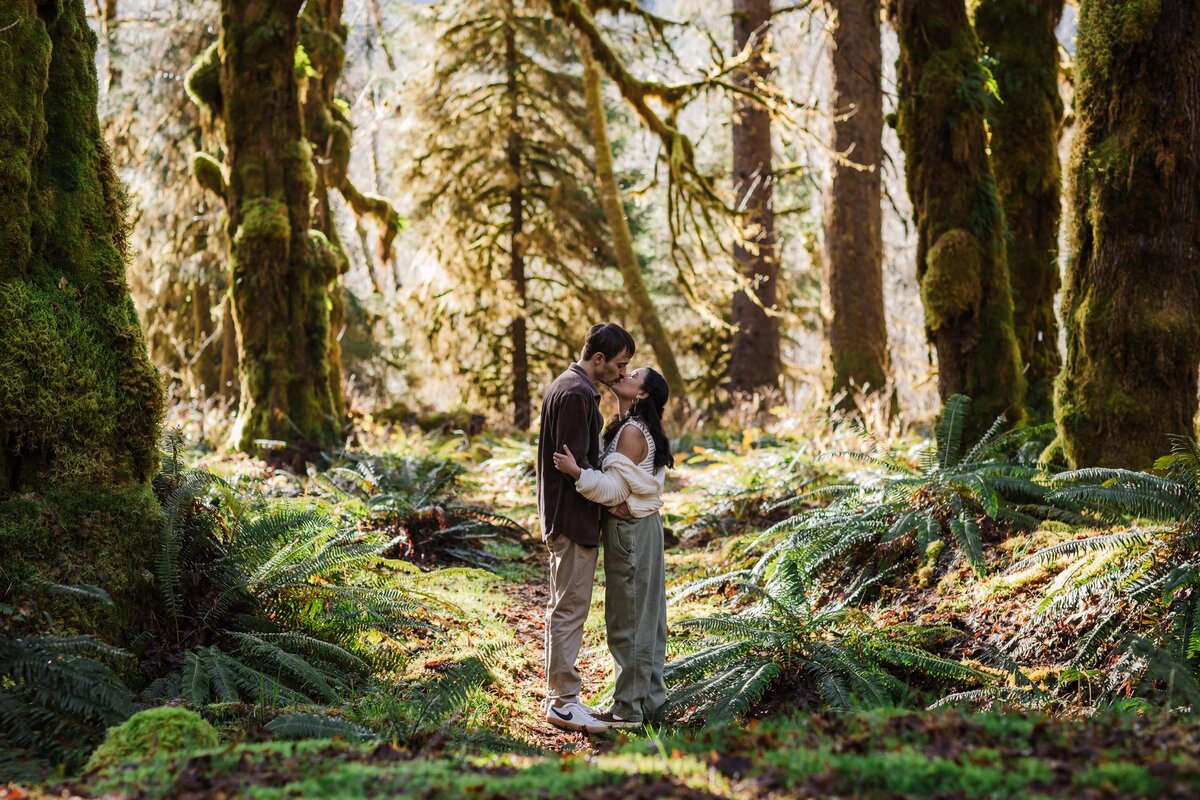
825, 0, 889, 408
409, 0, 611, 428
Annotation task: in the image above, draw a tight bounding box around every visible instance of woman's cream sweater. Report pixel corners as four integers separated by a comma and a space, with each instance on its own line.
574, 452, 665, 518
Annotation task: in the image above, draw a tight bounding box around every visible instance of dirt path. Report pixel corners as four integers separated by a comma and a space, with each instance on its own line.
493, 552, 617, 755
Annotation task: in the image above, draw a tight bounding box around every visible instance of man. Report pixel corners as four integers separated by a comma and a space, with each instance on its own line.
537, 322, 633, 733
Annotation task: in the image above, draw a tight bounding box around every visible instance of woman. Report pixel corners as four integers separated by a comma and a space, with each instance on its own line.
553, 367, 673, 729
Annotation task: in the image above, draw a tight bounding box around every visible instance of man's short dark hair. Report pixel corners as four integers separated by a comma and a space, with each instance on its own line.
581, 322, 635, 361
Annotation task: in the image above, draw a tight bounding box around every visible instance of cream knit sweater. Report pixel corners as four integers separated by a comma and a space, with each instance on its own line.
574, 452, 665, 518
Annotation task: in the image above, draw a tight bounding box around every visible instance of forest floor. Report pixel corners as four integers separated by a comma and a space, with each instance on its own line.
18, 428, 1200, 798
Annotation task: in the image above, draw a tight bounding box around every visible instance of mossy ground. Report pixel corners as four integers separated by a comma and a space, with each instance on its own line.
22, 424, 1200, 798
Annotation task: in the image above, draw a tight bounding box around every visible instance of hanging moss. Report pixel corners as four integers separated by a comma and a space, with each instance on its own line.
1055, 0, 1200, 468
973, 0, 1063, 422
0, 0, 163, 634
891, 0, 1025, 437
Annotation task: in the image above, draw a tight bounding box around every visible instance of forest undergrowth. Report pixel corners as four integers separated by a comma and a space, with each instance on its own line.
9, 402, 1200, 798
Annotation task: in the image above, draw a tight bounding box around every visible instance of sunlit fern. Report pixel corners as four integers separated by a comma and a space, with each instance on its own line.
664, 556, 988, 722
142, 434, 433, 709
749, 395, 1084, 583
1003, 435, 1200, 708
315, 450, 526, 569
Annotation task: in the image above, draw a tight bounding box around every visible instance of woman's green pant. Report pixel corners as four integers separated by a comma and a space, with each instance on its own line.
603, 511, 667, 722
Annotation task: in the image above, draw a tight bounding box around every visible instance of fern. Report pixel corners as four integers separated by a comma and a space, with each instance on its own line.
664, 567, 986, 721
139, 437, 434, 713
1005, 437, 1200, 710
266, 712, 377, 742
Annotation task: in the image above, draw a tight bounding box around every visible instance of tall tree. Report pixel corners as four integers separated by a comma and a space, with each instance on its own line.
730, 0, 782, 393
409, 0, 611, 429
1055, 0, 1200, 468
890, 0, 1025, 436
186, 0, 343, 460
824, 0, 889, 408
973, 0, 1063, 421
299, 0, 405, 418
581, 44, 686, 402
0, 0, 163, 628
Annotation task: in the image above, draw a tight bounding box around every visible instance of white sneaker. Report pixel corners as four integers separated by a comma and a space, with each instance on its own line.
545, 700, 608, 734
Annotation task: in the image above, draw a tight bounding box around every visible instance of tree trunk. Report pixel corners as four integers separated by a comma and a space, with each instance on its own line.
300, 0, 350, 421
1055, 0, 1200, 468
505, 18, 531, 430
581, 45, 686, 403
825, 0, 890, 409
729, 0, 781, 394
0, 0, 163, 630
213, 0, 343, 461
890, 0, 1025, 437
974, 0, 1064, 422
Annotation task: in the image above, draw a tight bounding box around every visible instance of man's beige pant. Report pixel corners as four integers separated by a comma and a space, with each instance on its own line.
544, 533, 598, 708
603, 512, 667, 723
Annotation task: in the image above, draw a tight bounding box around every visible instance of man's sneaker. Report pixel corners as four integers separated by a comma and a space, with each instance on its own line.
545, 701, 608, 734
591, 709, 642, 730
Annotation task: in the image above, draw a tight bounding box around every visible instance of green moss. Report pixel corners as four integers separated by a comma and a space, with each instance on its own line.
190, 151, 226, 196
237, 197, 291, 242
283, 138, 317, 197
85, 708, 219, 775
921, 228, 983, 331
184, 40, 222, 112
0, 481, 160, 636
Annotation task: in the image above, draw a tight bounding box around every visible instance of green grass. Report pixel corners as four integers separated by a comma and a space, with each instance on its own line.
79, 739, 726, 799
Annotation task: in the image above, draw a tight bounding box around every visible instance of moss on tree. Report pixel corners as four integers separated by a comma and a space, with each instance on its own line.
891, 0, 1025, 437
1055, 0, 1200, 468
0, 0, 163, 632
973, 0, 1064, 421
188, 0, 344, 461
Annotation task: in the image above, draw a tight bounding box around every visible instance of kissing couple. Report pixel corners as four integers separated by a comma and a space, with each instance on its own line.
536, 322, 675, 733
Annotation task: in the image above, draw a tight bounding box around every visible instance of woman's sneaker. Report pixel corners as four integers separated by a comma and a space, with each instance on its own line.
591, 709, 642, 729
545, 701, 608, 734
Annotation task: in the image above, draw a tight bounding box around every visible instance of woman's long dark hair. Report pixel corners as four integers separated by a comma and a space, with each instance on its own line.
603, 368, 674, 470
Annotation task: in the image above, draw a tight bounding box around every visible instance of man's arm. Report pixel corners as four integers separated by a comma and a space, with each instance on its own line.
553, 393, 599, 472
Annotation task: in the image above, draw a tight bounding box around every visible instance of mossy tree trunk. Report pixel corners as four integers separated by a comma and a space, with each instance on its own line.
890, 0, 1025, 437
581, 45, 686, 403
300, 0, 403, 418
1054, 0, 1200, 468
187, 0, 344, 461
0, 0, 163, 627
730, 0, 781, 394
825, 0, 890, 409
973, 0, 1063, 422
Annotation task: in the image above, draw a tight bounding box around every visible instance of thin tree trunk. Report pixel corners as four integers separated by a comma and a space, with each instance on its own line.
730, 0, 781, 394
212, 0, 343, 460
974, 0, 1063, 422
581, 45, 686, 402
505, 18, 531, 430
825, 0, 889, 409
890, 0, 1025, 438
1055, 0, 1200, 468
